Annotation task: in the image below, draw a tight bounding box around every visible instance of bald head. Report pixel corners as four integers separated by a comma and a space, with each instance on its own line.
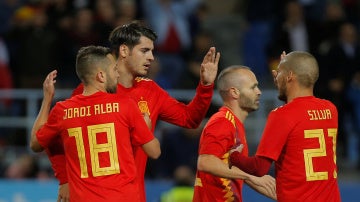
280, 51, 319, 88
217, 66, 252, 100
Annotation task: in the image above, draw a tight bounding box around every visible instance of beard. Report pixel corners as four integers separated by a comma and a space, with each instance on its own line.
106, 82, 117, 94
240, 96, 259, 112
277, 81, 287, 102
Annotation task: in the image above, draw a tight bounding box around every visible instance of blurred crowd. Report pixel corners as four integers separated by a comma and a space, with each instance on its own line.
1, 0, 360, 181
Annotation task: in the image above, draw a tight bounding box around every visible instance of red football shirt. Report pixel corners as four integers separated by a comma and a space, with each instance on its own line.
36, 91, 155, 202
256, 96, 341, 202
193, 107, 248, 202
51, 78, 213, 201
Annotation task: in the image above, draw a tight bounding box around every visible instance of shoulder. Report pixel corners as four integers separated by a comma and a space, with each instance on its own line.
207, 110, 236, 129
134, 77, 166, 91
268, 105, 291, 119
135, 77, 162, 86
270, 105, 285, 113
318, 97, 336, 106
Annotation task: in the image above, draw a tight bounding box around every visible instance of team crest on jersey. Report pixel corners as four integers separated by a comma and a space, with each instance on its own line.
134, 77, 152, 82
138, 100, 150, 115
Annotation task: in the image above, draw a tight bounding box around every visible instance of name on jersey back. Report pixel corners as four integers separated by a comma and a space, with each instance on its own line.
63, 103, 120, 119
307, 109, 332, 121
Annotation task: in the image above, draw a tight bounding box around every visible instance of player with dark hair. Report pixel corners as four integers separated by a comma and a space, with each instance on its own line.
30, 45, 160, 201
39, 21, 220, 201
230, 51, 341, 202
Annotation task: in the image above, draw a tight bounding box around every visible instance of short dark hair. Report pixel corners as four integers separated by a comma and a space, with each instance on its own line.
109, 21, 157, 57
76, 45, 111, 85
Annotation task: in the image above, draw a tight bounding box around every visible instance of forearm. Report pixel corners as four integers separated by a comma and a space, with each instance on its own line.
197, 154, 250, 180
160, 83, 213, 128
142, 138, 161, 159
30, 97, 53, 152
182, 83, 214, 127
230, 152, 272, 176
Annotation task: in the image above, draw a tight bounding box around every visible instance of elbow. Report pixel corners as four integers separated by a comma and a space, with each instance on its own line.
29, 135, 44, 152
197, 156, 208, 172
149, 149, 161, 159
30, 142, 43, 152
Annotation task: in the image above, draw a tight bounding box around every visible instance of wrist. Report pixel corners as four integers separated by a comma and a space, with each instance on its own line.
43, 95, 54, 103
200, 81, 214, 87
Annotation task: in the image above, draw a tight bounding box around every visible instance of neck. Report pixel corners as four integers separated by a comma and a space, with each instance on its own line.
83, 83, 105, 96
223, 102, 248, 123
118, 64, 135, 88
286, 85, 313, 103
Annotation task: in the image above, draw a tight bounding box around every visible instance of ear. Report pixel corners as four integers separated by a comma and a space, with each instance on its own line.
229, 87, 240, 99
96, 71, 106, 83
119, 44, 128, 58
287, 71, 295, 82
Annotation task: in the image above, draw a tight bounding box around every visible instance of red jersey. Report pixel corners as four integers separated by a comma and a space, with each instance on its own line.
256, 96, 341, 202
51, 78, 213, 201
193, 107, 248, 202
36, 91, 155, 202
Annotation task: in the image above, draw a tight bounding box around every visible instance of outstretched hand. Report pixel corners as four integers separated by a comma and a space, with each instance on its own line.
200, 47, 220, 86
43, 70, 57, 100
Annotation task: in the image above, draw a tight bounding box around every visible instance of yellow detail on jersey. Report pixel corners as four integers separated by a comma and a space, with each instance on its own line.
220, 178, 235, 202
88, 123, 120, 177
194, 177, 203, 187
68, 127, 88, 178
222, 153, 229, 164
303, 128, 338, 181
224, 110, 238, 145
67, 123, 120, 178
328, 128, 338, 178
138, 100, 150, 115
307, 109, 332, 120
225, 111, 236, 128
134, 77, 152, 82
94, 103, 119, 115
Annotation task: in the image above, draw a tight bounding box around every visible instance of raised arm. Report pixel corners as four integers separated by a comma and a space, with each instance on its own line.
158, 47, 220, 128
28, 70, 70, 201
30, 70, 57, 152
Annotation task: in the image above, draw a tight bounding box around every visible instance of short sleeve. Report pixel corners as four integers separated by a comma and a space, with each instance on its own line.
199, 118, 235, 157
36, 104, 63, 148
256, 110, 290, 161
